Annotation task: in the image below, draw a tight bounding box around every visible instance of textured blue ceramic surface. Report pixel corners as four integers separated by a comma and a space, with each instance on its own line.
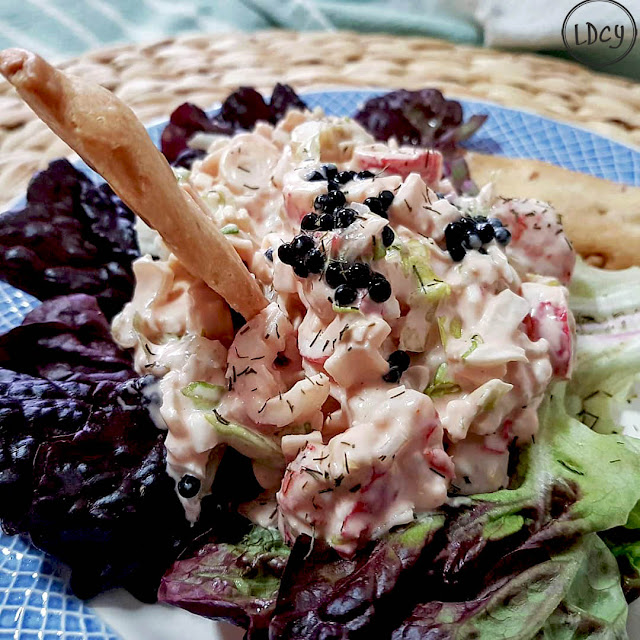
1, 90, 639, 639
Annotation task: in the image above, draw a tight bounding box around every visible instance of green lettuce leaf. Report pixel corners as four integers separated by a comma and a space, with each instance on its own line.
395, 535, 627, 640
539, 536, 628, 640
602, 501, 640, 602
565, 260, 640, 435
390, 385, 640, 638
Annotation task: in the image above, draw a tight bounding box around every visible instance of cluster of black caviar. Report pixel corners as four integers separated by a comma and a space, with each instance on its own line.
302, 205, 357, 232
276, 164, 396, 303
178, 474, 201, 498
325, 260, 392, 305
278, 234, 326, 277
445, 216, 511, 262
363, 190, 394, 219
383, 350, 410, 383
304, 163, 374, 187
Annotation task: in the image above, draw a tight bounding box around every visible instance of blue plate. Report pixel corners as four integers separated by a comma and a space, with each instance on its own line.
1, 90, 639, 640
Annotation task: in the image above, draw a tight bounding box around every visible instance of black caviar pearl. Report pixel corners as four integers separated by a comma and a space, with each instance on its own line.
305, 248, 325, 274
336, 170, 356, 184
368, 273, 391, 303
178, 474, 201, 498
388, 350, 410, 371
318, 213, 335, 231
327, 180, 341, 192
464, 233, 482, 250
301, 213, 319, 231
325, 190, 346, 211
444, 220, 468, 255
305, 169, 325, 182
265, 248, 274, 262
278, 243, 296, 265
382, 225, 395, 247
475, 215, 488, 223
345, 262, 372, 288
314, 194, 328, 211
334, 284, 357, 306
444, 221, 465, 242
495, 227, 511, 245
356, 170, 374, 180
292, 234, 315, 255
293, 262, 310, 278
382, 367, 402, 383
322, 164, 338, 181
488, 217, 503, 229
334, 207, 356, 229
378, 190, 394, 209
325, 261, 347, 288
476, 221, 495, 243
449, 244, 466, 262
364, 196, 385, 216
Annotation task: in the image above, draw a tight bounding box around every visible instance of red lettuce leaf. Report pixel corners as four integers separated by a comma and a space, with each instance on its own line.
0, 369, 91, 534
0, 294, 190, 602
269, 516, 444, 640
160, 524, 289, 636
27, 375, 187, 602
354, 89, 487, 194
0, 294, 134, 383
0, 159, 139, 319
161, 102, 233, 166
161, 84, 308, 163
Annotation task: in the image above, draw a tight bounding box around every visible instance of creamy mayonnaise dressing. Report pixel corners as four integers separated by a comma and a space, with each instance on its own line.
112, 108, 576, 555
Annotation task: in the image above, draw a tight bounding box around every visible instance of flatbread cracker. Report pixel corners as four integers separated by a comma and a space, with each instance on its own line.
0, 48, 267, 319
467, 152, 640, 270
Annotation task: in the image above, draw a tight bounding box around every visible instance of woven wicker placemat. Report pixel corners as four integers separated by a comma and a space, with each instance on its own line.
1, 30, 639, 208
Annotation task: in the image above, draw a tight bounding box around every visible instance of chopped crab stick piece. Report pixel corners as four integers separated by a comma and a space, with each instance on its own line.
0, 48, 267, 320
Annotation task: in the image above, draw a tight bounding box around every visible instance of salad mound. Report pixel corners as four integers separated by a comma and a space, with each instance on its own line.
0, 87, 639, 640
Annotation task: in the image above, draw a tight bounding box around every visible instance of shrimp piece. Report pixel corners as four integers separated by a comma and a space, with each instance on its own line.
223, 302, 329, 427
522, 281, 575, 379
277, 387, 449, 556
449, 434, 509, 495
354, 144, 443, 185
489, 198, 575, 284
282, 167, 329, 222
217, 133, 280, 195
389, 175, 460, 241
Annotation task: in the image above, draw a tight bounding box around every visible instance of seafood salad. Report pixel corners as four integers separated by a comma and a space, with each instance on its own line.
113, 108, 576, 556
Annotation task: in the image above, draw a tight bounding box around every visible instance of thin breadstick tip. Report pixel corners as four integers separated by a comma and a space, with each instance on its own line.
0, 48, 32, 80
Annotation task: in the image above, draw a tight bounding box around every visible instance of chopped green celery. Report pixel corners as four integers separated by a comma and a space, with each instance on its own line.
181, 381, 225, 410
332, 303, 361, 314
206, 413, 285, 468
437, 316, 462, 348
462, 334, 483, 359
281, 422, 313, 436
424, 363, 461, 398
389, 240, 450, 303
450, 317, 462, 339
437, 316, 448, 347
221, 224, 239, 235
371, 235, 387, 261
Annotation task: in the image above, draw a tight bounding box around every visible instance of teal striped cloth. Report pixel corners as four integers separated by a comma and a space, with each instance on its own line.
0, 0, 481, 60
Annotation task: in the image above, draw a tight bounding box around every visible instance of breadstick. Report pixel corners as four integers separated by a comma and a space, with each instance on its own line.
0, 48, 267, 319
